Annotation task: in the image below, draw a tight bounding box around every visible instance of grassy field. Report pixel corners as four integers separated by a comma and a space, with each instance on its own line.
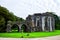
0, 30, 60, 38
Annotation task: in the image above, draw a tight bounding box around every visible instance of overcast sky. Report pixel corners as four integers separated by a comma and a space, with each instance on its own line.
0, 0, 60, 19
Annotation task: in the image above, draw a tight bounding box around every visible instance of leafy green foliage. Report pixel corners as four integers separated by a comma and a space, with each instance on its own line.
0, 6, 24, 32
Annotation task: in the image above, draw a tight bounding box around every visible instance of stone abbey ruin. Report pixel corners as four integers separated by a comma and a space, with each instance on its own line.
6, 12, 55, 32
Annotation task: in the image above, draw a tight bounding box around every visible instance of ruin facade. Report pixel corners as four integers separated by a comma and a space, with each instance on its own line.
26, 12, 55, 32
6, 12, 55, 32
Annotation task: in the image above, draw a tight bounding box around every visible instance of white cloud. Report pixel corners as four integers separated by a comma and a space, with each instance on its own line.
0, 0, 60, 19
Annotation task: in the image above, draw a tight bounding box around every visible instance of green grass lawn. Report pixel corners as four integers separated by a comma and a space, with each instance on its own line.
0, 30, 60, 38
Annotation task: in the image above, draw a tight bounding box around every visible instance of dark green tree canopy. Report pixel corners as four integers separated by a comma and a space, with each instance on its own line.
0, 6, 24, 32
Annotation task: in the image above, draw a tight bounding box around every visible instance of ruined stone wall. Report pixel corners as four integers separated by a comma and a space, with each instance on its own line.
26, 13, 55, 32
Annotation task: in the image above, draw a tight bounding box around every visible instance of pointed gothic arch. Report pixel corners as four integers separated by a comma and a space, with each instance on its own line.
11, 24, 20, 32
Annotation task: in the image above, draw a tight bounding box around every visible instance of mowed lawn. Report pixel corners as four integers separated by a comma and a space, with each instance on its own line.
0, 30, 60, 38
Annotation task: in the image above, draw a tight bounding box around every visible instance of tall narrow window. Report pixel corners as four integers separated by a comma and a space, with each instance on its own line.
37, 20, 39, 26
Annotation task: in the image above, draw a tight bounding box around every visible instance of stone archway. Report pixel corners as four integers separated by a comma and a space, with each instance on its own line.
21, 24, 28, 32
6, 21, 29, 32
6, 21, 21, 32
11, 24, 20, 32
6, 24, 20, 32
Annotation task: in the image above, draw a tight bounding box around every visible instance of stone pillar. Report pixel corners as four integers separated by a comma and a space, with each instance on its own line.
18, 24, 22, 32
32, 19, 34, 27
6, 21, 12, 32
50, 17, 52, 31
36, 18, 37, 27
42, 17, 45, 31
47, 17, 50, 31
6, 24, 12, 32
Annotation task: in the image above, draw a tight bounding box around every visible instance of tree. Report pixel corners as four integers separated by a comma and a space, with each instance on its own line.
0, 6, 24, 32
8, 12, 16, 21
0, 15, 5, 31
0, 6, 9, 32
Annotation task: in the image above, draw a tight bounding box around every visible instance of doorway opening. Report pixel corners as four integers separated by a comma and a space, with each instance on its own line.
21, 24, 28, 32
11, 24, 19, 32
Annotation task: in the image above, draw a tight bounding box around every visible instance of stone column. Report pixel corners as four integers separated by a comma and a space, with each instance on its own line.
50, 17, 52, 31
42, 17, 45, 31
36, 17, 40, 27
47, 17, 50, 31
18, 24, 22, 32
6, 24, 12, 32
6, 21, 12, 32
36, 18, 37, 27
32, 19, 34, 27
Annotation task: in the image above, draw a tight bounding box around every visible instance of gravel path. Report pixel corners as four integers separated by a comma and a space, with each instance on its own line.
0, 35, 60, 40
